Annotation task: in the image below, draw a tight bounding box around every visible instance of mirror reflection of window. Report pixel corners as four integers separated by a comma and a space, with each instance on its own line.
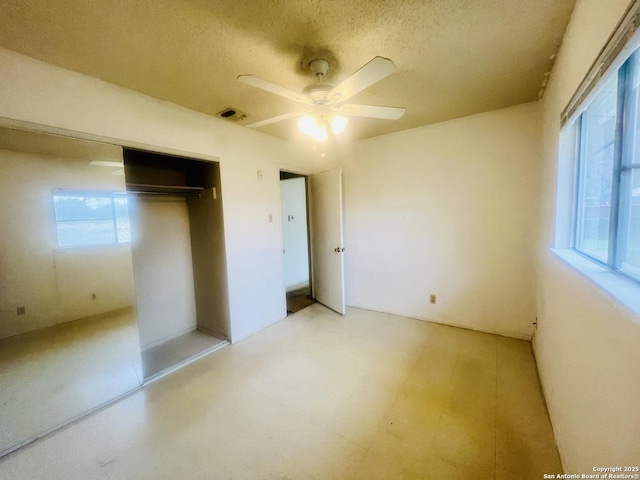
52, 191, 131, 247
0, 126, 143, 458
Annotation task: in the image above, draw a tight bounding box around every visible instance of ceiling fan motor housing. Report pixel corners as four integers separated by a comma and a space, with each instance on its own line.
309, 58, 330, 77
303, 84, 334, 103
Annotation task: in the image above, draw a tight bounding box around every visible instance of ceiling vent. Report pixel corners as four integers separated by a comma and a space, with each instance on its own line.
216, 107, 249, 122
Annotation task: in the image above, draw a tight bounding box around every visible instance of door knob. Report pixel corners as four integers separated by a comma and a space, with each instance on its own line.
334, 247, 340, 253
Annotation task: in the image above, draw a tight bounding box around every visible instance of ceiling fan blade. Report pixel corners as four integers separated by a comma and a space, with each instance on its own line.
237, 75, 311, 105
328, 57, 397, 103
339, 104, 406, 120
245, 111, 302, 129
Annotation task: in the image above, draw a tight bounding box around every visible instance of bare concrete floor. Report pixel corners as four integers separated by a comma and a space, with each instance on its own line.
0, 304, 561, 479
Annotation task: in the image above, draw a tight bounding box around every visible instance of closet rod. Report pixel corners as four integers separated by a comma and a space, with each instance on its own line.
126, 190, 202, 198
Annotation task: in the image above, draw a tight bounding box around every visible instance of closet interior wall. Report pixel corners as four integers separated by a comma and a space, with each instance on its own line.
123, 149, 230, 375
186, 163, 230, 340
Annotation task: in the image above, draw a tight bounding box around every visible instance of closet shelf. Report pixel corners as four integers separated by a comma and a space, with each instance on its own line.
126, 183, 206, 196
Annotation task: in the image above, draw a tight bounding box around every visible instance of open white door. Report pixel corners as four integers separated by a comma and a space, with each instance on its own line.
310, 167, 345, 314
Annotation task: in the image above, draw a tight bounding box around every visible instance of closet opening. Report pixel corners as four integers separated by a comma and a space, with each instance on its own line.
280, 171, 315, 314
123, 148, 231, 380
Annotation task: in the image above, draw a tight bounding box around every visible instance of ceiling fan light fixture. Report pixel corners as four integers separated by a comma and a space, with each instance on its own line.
331, 114, 348, 135
298, 114, 317, 135
314, 126, 328, 142
299, 114, 328, 141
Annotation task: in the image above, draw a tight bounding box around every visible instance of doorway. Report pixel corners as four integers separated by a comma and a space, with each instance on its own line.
280, 171, 314, 314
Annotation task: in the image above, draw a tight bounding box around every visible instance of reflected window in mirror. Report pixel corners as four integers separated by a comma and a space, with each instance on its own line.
52, 190, 131, 247
0, 126, 144, 458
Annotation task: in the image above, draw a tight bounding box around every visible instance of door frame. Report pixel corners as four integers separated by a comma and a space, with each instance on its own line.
279, 169, 314, 311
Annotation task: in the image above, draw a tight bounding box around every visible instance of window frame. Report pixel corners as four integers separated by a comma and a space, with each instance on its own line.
51, 189, 131, 249
571, 54, 640, 284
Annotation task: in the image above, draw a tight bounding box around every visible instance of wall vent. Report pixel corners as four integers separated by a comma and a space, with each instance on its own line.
216, 108, 249, 122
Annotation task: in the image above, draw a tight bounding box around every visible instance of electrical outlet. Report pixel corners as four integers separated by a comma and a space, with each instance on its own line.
429, 294, 437, 304
17, 306, 26, 316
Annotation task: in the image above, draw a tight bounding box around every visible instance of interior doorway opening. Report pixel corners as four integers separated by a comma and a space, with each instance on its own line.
280, 171, 315, 315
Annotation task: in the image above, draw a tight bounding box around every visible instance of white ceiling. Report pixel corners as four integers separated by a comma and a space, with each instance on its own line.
0, 0, 575, 142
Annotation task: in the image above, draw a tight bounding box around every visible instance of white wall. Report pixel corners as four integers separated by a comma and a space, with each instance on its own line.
0, 48, 319, 343
535, 0, 640, 471
0, 149, 136, 339
130, 197, 197, 349
280, 177, 310, 289
342, 102, 541, 339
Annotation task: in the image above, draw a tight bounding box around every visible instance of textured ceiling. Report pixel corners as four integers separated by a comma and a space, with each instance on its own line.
0, 0, 575, 142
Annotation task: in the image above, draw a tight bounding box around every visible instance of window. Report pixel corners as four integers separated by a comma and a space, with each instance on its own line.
572, 50, 640, 282
52, 190, 131, 248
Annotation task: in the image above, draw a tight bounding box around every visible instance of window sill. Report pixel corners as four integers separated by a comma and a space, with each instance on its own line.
54, 243, 131, 252
551, 249, 640, 316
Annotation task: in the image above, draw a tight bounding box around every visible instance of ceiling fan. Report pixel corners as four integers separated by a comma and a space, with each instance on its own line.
237, 56, 406, 141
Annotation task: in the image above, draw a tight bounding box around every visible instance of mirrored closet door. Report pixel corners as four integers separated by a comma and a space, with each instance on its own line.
0, 127, 144, 455
0, 127, 233, 456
